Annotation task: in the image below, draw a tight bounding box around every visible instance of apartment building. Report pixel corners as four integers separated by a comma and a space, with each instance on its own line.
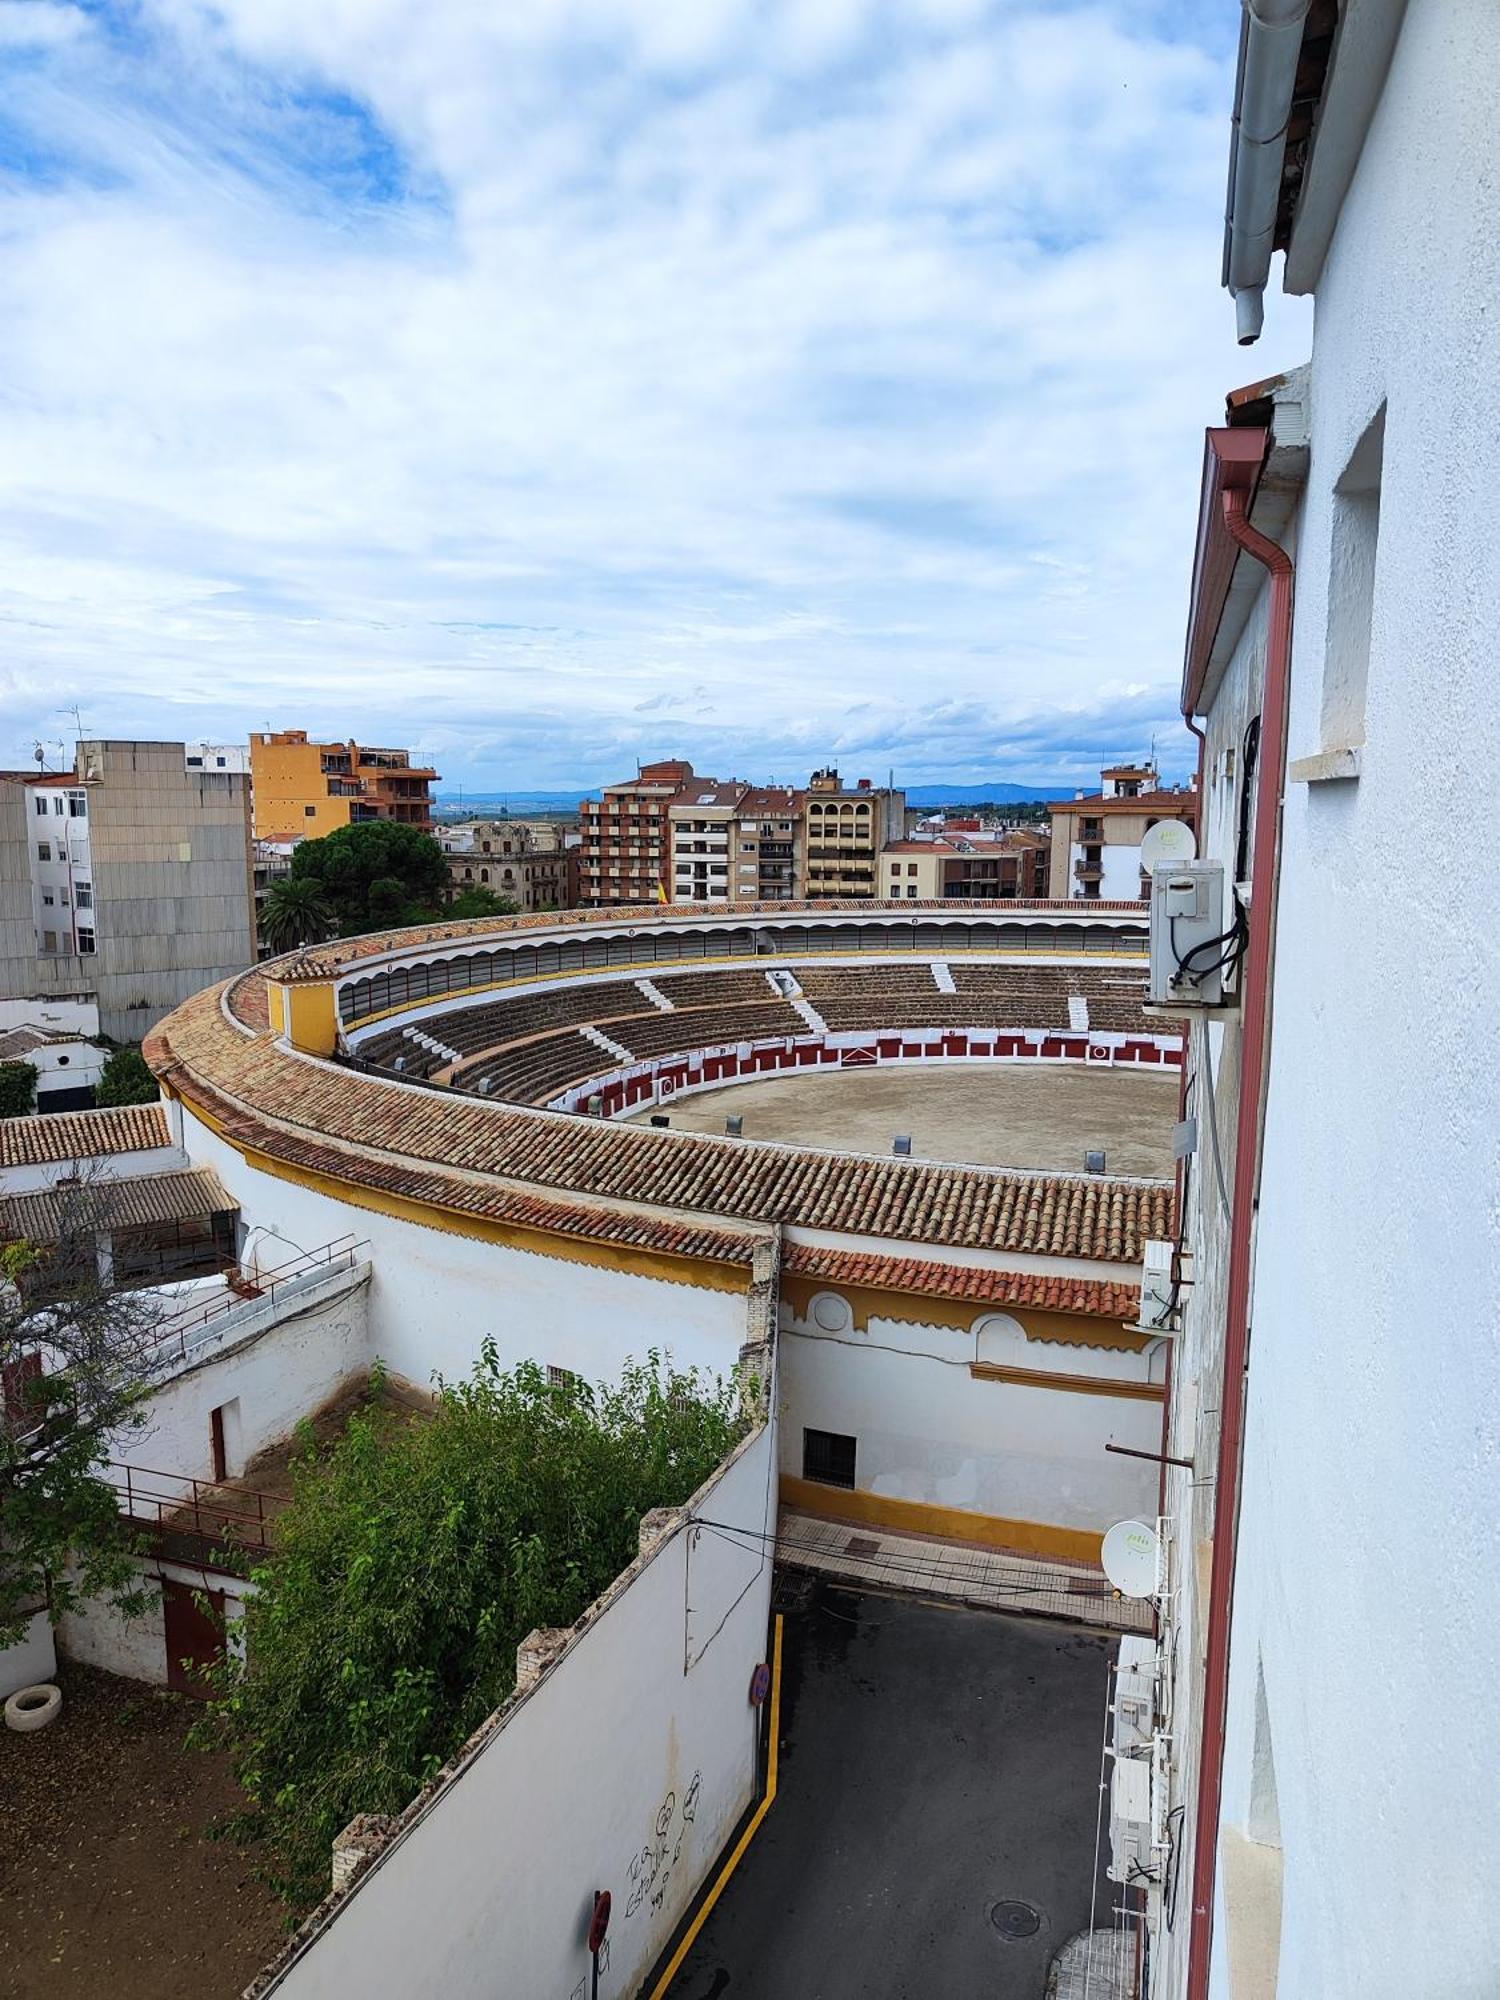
576, 759, 695, 906
668, 782, 747, 904
881, 829, 1050, 901
1136, 7, 1500, 1995
729, 786, 804, 902
1046, 762, 1197, 900
802, 769, 906, 900
249, 731, 439, 841
0, 741, 256, 1042
442, 820, 575, 912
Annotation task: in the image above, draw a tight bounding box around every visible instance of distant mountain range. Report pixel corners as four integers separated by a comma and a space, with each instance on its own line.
434, 780, 1059, 817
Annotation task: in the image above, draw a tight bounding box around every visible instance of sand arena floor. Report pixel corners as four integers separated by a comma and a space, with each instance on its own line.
624, 1062, 1177, 1177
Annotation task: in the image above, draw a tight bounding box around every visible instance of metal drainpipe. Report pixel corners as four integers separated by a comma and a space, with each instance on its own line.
1183, 488, 1294, 1998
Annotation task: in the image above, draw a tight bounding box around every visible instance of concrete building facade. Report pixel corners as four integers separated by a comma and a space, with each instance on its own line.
249, 732, 439, 842
1046, 763, 1197, 901
802, 770, 906, 900
441, 820, 574, 912
0, 742, 256, 1042
882, 831, 1050, 901
669, 782, 748, 904
728, 786, 804, 903
576, 759, 695, 906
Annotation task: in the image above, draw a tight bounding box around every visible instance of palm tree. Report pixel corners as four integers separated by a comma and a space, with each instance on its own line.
258, 878, 333, 954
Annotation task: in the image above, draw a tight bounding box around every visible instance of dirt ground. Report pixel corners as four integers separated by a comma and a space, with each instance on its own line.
0, 1664, 285, 2000
626, 1062, 1178, 1176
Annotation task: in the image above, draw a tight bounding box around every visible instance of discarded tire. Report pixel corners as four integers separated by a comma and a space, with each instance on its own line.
4, 1683, 62, 1733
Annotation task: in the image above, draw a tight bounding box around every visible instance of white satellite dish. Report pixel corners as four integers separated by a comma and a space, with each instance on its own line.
1140, 819, 1197, 870
1101, 1519, 1161, 1598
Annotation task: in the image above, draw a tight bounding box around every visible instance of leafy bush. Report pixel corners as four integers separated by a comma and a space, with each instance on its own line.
0, 1061, 37, 1119
95, 1046, 158, 1106
195, 1349, 744, 1907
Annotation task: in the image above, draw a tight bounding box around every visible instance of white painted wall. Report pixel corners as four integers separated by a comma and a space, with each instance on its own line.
179, 1108, 754, 1396
262, 1412, 778, 2000
126, 1271, 371, 1486
0, 1611, 57, 1699
57, 1561, 247, 1687
778, 1298, 1160, 1534
1160, 9, 1500, 1994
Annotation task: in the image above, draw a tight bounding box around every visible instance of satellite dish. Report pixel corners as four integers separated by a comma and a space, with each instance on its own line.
1101, 1519, 1161, 1598
1140, 820, 1197, 870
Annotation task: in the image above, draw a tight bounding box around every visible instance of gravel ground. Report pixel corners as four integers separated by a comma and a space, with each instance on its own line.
0, 1662, 285, 2000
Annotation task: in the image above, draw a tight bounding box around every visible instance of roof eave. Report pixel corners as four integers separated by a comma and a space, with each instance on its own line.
1181, 427, 1271, 717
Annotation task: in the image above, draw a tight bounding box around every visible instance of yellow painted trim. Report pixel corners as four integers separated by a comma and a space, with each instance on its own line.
181, 1093, 752, 1295
281, 979, 338, 1057
647, 1612, 783, 2000
779, 1271, 1144, 1349
968, 1359, 1164, 1402
778, 1476, 1104, 1565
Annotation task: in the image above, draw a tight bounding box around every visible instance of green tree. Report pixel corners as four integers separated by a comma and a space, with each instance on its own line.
0, 1062, 37, 1119
288, 823, 451, 939
1, 1193, 162, 1647
195, 1351, 744, 1906
258, 878, 334, 955
445, 886, 521, 920
95, 1046, 159, 1107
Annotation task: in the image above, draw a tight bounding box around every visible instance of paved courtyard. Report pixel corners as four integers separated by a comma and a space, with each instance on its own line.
626, 1063, 1177, 1176
664, 1577, 1116, 1999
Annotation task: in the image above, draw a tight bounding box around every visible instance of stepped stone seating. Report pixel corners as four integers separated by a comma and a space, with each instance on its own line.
354, 960, 1154, 1105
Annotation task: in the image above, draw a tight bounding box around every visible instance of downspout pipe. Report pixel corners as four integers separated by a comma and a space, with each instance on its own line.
1222, 0, 1312, 344
1184, 488, 1294, 1998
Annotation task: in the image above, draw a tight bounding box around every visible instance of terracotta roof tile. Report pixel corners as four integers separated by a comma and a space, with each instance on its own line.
0, 1102, 170, 1167
782, 1243, 1139, 1321
2, 1166, 233, 1244
148, 977, 1173, 1266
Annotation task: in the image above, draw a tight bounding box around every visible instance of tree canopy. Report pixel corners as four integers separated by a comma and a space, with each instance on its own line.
258, 877, 334, 954
0, 1061, 37, 1120
444, 885, 521, 920
95, 1046, 159, 1107
195, 1350, 744, 1907
1, 1197, 161, 1646
288, 822, 451, 938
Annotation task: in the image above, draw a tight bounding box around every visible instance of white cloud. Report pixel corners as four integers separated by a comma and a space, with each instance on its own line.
0, 0, 1310, 787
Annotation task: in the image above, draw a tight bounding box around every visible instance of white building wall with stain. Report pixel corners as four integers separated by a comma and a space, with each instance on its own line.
778, 1297, 1161, 1535
257, 1411, 778, 2000
180, 1107, 756, 1395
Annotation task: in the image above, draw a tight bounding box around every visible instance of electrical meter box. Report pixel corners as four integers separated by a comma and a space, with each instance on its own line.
1148, 861, 1227, 1007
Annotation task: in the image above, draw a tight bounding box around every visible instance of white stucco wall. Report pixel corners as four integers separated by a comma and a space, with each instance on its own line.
778, 1298, 1161, 1534
179, 1108, 755, 1396
1161, 8, 1500, 1993
262, 1411, 778, 2000
127, 1272, 371, 1485
0, 1611, 57, 1699
56, 1560, 248, 1687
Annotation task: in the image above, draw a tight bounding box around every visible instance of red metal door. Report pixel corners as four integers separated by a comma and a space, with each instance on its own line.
162, 1579, 225, 1698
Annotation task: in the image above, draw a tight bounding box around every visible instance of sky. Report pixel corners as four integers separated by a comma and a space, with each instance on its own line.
0, 0, 1310, 794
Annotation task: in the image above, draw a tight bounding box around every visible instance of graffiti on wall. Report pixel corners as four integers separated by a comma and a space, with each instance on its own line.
623, 1770, 702, 1923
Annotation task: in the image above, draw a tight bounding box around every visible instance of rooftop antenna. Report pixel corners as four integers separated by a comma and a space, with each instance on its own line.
59, 704, 89, 742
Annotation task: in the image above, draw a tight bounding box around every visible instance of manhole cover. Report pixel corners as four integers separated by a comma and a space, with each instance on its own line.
988, 1900, 1041, 1939
845, 1536, 882, 1558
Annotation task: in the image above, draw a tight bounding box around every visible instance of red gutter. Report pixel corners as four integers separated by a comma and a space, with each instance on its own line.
1183, 484, 1295, 1997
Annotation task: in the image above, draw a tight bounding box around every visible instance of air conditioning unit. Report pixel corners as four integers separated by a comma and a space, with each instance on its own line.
1108, 1755, 1155, 1887
1113, 1637, 1157, 1756
1148, 861, 1227, 1008
1131, 1238, 1179, 1335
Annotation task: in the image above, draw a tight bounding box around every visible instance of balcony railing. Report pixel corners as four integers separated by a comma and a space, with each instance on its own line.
105, 1459, 291, 1554
141, 1236, 365, 1370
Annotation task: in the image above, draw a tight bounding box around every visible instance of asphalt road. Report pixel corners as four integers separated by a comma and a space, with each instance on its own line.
665, 1577, 1115, 2000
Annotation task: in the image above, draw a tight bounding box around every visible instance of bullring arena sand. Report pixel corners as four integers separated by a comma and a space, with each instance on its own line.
624, 1063, 1177, 1177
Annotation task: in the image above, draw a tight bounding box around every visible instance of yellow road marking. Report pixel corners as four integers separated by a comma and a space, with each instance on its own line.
646, 1611, 784, 2000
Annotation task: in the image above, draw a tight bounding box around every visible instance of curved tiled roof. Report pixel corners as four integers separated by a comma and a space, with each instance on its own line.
0, 1102, 171, 1167
781, 1242, 1141, 1322
149, 966, 1172, 1272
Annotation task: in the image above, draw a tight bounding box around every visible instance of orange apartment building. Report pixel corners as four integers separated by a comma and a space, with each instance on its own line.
249, 732, 439, 842
576, 759, 695, 906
